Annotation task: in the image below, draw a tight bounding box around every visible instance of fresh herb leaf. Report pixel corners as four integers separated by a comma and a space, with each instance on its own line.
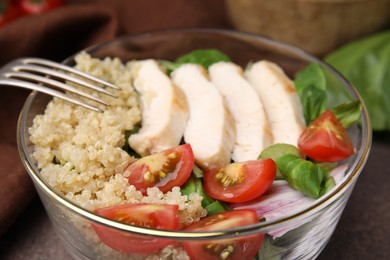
319, 176, 336, 197
166, 49, 230, 73
192, 164, 203, 178
181, 174, 227, 215
258, 143, 303, 180
276, 154, 332, 198
204, 200, 229, 216
325, 30, 390, 131
122, 124, 141, 158
294, 63, 327, 124
331, 100, 362, 128
256, 235, 284, 260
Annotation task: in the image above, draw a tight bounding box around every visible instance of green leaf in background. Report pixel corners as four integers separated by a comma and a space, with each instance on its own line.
294, 63, 327, 125
276, 154, 333, 199
325, 30, 390, 131
165, 49, 231, 73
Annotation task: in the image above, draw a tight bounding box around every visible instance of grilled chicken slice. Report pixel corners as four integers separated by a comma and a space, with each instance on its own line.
129, 59, 188, 156
209, 62, 272, 162
245, 60, 305, 146
171, 64, 235, 170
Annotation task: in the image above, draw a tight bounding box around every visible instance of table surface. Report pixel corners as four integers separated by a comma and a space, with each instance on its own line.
0, 134, 389, 260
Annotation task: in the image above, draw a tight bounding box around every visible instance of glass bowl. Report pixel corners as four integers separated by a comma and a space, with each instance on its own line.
17, 29, 371, 260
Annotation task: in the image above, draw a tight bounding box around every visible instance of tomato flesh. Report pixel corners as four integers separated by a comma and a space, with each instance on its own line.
92, 203, 179, 254
204, 159, 276, 203
298, 109, 354, 162
19, 0, 63, 15
182, 210, 264, 260
124, 144, 194, 194
0, 1, 23, 27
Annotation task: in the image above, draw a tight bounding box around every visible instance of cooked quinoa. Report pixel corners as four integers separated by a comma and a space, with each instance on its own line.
29, 52, 206, 229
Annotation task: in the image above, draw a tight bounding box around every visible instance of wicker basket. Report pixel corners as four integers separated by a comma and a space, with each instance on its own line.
226, 0, 390, 56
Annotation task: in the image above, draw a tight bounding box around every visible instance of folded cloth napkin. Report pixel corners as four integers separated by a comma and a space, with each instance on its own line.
0, 0, 228, 237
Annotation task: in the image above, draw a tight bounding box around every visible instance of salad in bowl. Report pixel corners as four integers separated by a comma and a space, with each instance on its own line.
18, 29, 371, 260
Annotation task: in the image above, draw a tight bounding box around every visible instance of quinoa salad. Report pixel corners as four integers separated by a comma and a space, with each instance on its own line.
28, 50, 360, 259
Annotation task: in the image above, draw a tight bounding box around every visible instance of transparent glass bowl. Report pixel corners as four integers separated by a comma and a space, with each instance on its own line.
17, 29, 371, 260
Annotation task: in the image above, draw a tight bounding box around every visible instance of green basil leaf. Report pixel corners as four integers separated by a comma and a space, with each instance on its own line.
122, 124, 141, 158
181, 174, 227, 214
319, 176, 336, 197
276, 154, 330, 198
325, 31, 390, 131
204, 200, 228, 216
168, 49, 230, 73
294, 63, 327, 124
180, 175, 197, 196
331, 100, 362, 128
258, 143, 303, 180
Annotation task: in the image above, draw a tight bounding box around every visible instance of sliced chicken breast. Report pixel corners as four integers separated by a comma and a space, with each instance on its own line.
209, 62, 272, 162
171, 64, 235, 170
245, 60, 305, 146
129, 59, 188, 156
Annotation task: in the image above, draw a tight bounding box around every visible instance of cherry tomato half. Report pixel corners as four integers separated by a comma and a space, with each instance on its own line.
298, 109, 354, 162
92, 203, 179, 254
182, 210, 264, 260
124, 144, 194, 194
204, 159, 276, 203
0, 1, 23, 27
18, 0, 63, 15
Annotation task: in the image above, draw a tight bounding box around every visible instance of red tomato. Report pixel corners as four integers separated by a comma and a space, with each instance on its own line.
182, 210, 264, 260
203, 159, 276, 203
298, 109, 354, 162
92, 203, 179, 254
18, 0, 63, 15
0, 1, 23, 27
124, 144, 194, 194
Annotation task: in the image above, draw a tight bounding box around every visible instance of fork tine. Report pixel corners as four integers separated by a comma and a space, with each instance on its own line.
13, 64, 118, 98
22, 58, 120, 90
5, 71, 110, 106
1, 78, 103, 112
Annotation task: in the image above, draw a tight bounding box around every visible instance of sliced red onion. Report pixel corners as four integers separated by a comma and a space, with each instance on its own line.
230, 163, 348, 237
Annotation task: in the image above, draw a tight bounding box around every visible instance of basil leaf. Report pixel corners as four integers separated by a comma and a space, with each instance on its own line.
192, 164, 204, 178
331, 100, 362, 128
181, 174, 227, 215
257, 235, 284, 260
122, 124, 141, 158
276, 154, 332, 198
204, 200, 228, 216
258, 143, 303, 180
325, 31, 390, 131
166, 49, 230, 73
294, 63, 327, 124
319, 176, 336, 197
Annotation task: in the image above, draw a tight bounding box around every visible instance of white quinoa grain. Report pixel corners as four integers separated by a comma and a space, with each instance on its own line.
29, 52, 204, 259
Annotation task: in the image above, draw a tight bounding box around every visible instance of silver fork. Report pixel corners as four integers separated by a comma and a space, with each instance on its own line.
0, 57, 120, 112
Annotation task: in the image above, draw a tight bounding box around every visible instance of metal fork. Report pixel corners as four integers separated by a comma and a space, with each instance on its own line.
0, 58, 120, 112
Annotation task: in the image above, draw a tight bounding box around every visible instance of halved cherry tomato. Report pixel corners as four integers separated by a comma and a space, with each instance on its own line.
18, 0, 63, 15
203, 159, 276, 203
298, 109, 354, 162
182, 210, 264, 260
124, 144, 194, 194
0, 1, 23, 27
92, 203, 179, 254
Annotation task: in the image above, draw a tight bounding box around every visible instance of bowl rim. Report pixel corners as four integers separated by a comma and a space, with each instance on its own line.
17, 28, 372, 240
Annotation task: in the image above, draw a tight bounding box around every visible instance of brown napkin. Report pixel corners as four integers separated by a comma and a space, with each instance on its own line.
0, 0, 228, 237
